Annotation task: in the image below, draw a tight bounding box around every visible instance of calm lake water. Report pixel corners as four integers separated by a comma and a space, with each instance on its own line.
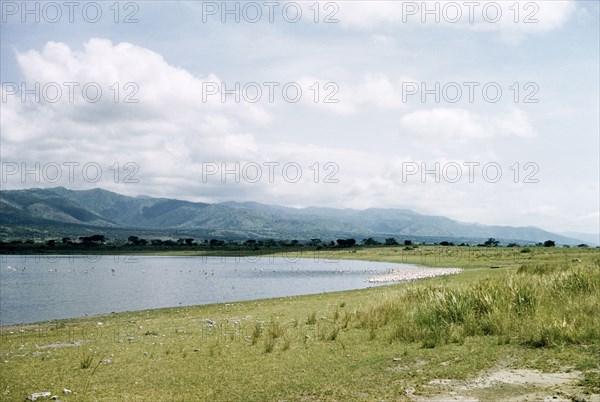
0, 255, 413, 325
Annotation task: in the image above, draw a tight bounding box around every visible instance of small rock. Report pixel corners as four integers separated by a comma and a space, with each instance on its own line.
50, 396, 59, 400
392, 357, 402, 362
100, 359, 111, 364
27, 392, 51, 401
63, 389, 72, 395
405, 387, 415, 395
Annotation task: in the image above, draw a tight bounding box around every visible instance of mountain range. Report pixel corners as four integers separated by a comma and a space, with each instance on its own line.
0, 187, 594, 245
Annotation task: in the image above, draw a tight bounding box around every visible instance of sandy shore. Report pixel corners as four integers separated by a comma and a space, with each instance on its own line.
366, 267, 463, 283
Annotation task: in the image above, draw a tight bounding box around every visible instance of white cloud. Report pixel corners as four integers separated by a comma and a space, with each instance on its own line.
1, 39, 280, 200
399, 106, 537, 141
369, 34, 396, 45
352, 73, 406, 110
334, 0, 576, 43
5, 39, 268, 163
296, 73, 408, 115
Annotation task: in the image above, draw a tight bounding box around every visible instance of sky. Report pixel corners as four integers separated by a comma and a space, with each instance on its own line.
0, 0, 599, 236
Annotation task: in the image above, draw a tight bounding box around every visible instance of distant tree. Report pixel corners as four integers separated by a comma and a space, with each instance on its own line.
336, 239, 356, 247
184, 238, 195, 246
577, 244, 589, 248
404, 240, 413, 246
290, 240, 299, 246
506, 243, 519, 247
47, 239, 56, 247
127, 236, 146, 246
89, 234, 105, 243
385, 238, 399, 246
209, 239, 225, 247
362, 238, 381, 246
543, 240, 555, 247
483, 238, 500, 247
80, 235, 106, 246
61, 237, 71, 245
439, 241, 454, 246
263, 239, 277, 247
244, 239, 257, 247
309, 238, 322, 247
151, 239, 164, 246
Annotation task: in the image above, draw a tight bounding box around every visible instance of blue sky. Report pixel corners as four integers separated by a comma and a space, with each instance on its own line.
1, 0, 599, 236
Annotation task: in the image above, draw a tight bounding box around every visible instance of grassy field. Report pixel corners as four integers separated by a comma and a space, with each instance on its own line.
1, 246, 599, 401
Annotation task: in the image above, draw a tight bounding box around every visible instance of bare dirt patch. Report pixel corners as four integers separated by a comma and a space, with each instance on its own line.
36, 341, 82, 349
410, 368, 600, 402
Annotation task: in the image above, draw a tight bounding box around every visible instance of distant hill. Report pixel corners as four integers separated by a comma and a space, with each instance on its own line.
560, 232, 599, 247
0, 187, 587, 245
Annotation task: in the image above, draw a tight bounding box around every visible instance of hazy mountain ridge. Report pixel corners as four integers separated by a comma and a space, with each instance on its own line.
0, 187, 591, 245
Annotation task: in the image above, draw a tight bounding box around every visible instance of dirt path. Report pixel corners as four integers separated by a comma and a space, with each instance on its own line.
409, 368, 600, 402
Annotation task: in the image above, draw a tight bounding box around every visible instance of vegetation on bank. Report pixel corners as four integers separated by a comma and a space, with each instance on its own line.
1, 232, 593, 255
1, 247, 599, 401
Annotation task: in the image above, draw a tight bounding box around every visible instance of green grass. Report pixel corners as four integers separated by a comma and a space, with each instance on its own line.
1, 246, 599, 401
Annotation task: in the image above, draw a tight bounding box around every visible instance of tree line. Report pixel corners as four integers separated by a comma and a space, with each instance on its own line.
1, 235, 588, 253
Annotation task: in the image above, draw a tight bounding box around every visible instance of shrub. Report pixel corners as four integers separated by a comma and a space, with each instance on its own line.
306, 311, 317, 325
80, 350, 94, 369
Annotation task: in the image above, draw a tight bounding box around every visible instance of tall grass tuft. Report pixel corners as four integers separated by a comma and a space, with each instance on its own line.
363, 259, 600, 348
80, 350, 94, 369
267, 321, 283, 339
306, 311, 317, 325
251, 321, 262, 345
263, 335, 275, 353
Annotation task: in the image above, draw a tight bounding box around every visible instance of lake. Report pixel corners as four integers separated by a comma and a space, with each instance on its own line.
0, 254, 414, 325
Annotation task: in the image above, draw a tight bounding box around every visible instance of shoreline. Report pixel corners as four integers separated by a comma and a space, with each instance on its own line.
366, 267, 463, 283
